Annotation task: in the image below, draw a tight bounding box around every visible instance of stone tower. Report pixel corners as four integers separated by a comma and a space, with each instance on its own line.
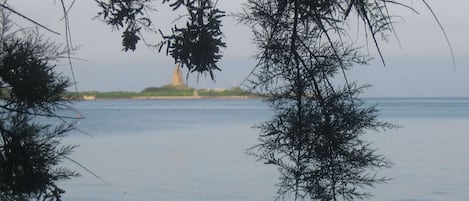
172, 64, 184, 87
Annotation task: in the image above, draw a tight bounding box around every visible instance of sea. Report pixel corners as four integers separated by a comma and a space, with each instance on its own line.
59, 98, 469, 201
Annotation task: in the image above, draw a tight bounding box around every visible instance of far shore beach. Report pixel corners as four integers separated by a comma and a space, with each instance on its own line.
132, 95, 258, 100
79, 95, 260, 100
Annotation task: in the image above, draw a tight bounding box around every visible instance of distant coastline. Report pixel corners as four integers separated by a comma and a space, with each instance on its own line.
69, 65, 262, 100
68, 86, 260, 100
131, 95, 257, 100
78, 95, 259, 100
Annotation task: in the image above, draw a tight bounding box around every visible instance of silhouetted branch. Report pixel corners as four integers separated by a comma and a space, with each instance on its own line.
421, 0, 456, 70
0, 4, 60, 35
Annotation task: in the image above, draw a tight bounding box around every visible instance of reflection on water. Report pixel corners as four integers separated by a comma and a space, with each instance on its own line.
61, 98, 469, 201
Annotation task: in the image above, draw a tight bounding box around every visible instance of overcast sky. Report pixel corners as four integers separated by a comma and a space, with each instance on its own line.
7, 0, 469, 97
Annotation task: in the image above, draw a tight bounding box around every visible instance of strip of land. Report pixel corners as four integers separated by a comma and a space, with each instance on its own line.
70, 85, 259, 100
131, 95, 256, 100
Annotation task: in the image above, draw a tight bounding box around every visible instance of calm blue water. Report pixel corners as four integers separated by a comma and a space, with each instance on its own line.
60, 98, 469, 201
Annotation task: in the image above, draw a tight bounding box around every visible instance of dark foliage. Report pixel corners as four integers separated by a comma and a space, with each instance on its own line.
95, 0, 153, 51
248, 43, 394, 201
0, 7, 78, 201
0, 115, 77, 201
240, 0, 401, 200
240, 0, 407, 66
95, 0, 226, 79
0, 33, 70, 111
159, 0, 226, 79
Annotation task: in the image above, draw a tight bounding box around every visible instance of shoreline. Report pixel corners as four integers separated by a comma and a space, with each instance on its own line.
132, 95, 258, 100
79, 95, 261, 100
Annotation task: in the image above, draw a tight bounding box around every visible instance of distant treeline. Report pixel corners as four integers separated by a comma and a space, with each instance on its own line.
64, 85, 259, 100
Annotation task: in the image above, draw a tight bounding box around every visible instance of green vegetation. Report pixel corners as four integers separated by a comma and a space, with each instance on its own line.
198, 87, 248, 96
80, 91, 140, 99
141, 85, 195, 96
66, 86, 257, 100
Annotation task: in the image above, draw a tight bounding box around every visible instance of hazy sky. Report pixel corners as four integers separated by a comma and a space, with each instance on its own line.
7, 1, 469, 97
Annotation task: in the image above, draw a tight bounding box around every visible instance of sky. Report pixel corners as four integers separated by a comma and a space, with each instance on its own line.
7, 0, 469, 97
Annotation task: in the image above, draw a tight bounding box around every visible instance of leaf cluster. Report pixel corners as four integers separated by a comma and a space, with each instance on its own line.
0, 7, 78, 201
240, 1, 401, 200
159, 0, 226, 79
249, 47, 393, 200
95, 0, 226, 79
95, 0, 153, 51
0, 115, 77, 201
240, 0, 406, 65
0, 32, 70, 112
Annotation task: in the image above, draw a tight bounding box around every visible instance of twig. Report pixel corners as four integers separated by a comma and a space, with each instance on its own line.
0, 3, 60, 35
421, 0, 456, 71
64, 156, 112, 185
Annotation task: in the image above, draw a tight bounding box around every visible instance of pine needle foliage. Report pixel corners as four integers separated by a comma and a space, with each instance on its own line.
0, 6, 78, 201
240, 0, 408, 65
248, 44, 394, 201
240, 0, 402, 200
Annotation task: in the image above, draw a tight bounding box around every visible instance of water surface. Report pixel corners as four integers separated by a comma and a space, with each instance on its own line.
61, 98, 469, 201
